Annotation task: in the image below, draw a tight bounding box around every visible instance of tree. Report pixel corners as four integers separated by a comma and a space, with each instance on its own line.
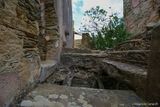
80, 6, 130, 50
79, 6, 108, 33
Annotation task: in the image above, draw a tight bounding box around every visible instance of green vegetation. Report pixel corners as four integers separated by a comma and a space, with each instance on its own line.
80, 6, 130, 50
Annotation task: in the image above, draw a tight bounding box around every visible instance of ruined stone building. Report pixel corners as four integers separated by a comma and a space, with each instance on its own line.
0, 0, 160, 107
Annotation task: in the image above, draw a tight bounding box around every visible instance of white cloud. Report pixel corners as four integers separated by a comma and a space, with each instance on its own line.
72, 0, 124, 31
82, 0, 123, 16
82, 0, 107, 11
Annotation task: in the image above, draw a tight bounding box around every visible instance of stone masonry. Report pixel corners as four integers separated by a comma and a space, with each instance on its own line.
0, 0, 41, 106
0, 0, 160, 106
0, 0, 73, 106
147, 23, 160, 103
124, 0, 160, 36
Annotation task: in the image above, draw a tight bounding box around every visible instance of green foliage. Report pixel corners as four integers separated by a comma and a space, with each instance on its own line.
80, 6, 130, 50
80, 6, 108, 32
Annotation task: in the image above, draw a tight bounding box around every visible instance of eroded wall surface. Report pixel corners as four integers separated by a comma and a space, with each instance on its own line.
39, 0, 60, 61
124, 0, 160, 35
0, 0, 41, 106
147, 24, 160, 103
124, 0, 160, 102
0, 0, 73, 106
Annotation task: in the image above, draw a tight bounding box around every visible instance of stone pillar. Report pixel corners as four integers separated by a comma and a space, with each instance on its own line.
63, 0, 74, 48
147, 24, 160, 103
81, 33, 92, 49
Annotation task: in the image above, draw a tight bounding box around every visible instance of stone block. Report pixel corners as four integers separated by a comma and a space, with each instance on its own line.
0, 73, 20, 107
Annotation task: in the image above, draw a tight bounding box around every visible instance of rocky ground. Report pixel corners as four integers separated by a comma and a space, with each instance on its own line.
45, 63, 133, 90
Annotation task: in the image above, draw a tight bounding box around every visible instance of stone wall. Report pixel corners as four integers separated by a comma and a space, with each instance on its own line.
124, 0, 160, 36
0, 0, 74, 106
147, 23, 160, 103
39, 0, 60, 61
0, 0, 41, 106
124, 1, 160, 102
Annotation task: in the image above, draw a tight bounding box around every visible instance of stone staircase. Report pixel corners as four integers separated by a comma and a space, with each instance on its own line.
18, 32, 151, 106
106, 31, 151, 68
103, 31, 151, 98
18, 49, 147, 107
106, 50, 150, 67
102, 59, 147, 97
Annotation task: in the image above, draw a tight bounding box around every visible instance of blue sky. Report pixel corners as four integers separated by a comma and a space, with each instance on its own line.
72, 0, 123, 32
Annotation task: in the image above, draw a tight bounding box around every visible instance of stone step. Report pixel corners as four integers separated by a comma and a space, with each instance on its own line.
113, 29, 152, 51
62, 50, 149, 66
106, 50, 150, 66
107, 50, 150, 54
129, 30, 152, 40
103, 59, 147, 76
62, 48, 92, 53
20, 84, 144, 107
102, 59, 147, 97
114, 39, 150, 51
62, 53, 108, 58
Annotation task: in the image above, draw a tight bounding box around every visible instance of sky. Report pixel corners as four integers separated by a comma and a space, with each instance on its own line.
72, 0, 123, 33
